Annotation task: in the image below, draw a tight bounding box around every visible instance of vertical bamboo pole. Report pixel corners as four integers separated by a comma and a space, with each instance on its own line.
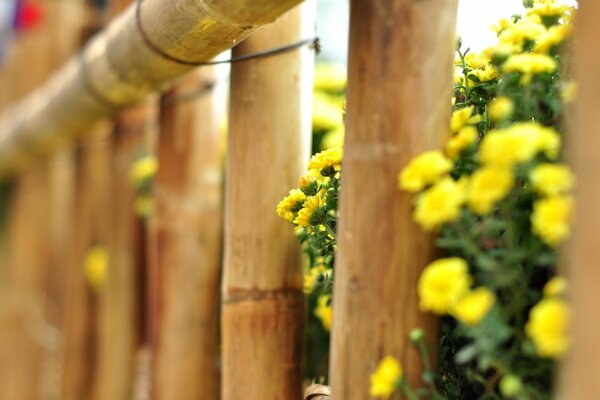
561, 1, 600, 398
221, 3, 315, 399
151, 69, 223, 400
329, 1, 458, 397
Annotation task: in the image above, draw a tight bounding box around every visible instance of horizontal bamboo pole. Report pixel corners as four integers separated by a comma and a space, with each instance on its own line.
329, 0, 457, 398
0, 0, 302, 176
561, 0, 600, 397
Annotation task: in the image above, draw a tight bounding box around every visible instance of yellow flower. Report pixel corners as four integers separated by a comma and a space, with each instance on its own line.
130, 155, 158, 186
418, 257, 472, 314
467, 167, 514, 215
369, 356, 403, 399
399, 151, 453, 192
452, 287, 496, 326
544, 276, 567, 298
526, 298, 570, 359
498, 17, 546, 51
534, 24, 572, 54
479, 127, 538, 167
451, 106, 482, 133
532, 195, 573, 246
414, 177, 466, 231
84, 246, 109, 291
470, 65, 499, 83
491, 17, 516, 35
529, 163, 574, 196
313, 93, 344, 132
307, 147, 343, 172
315, 294, 332, 331
134, 194, 154, 218
533, 126, 561, 159
321, 126, 345, 150
527, 2, 571, 19
276, 189, 307, 223
489, 97, 514, 121
446, 126, 478, 159
303, 264, 328, 294
465, 52, 492, 70
294, 193, 326, 227
314, 63, 347, 93
502, 53, 558, 85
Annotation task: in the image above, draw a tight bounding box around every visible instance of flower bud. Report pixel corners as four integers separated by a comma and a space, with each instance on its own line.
500, 375, 523, 397
409, 328, 425, 343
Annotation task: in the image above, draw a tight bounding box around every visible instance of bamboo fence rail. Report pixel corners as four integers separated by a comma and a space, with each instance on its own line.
562, 0, 600, 397
0, 0, 302, 176
221, 3, 314, 399
329, 0, 457, 397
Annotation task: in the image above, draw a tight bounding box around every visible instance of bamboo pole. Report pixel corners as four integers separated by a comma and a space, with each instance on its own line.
561, 1, 600, 397
150, 69, 223, 400
329, 0, 458, 397
221, 3, 315, 399
0, 0, 302, 176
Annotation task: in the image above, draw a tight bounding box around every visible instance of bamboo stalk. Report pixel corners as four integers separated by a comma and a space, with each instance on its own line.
150, 69, 223, 400
0, 0, 302, 176
329, 1, 457, 397
561, 1, 600, 397
221, 3, 315, 399
94, 98, 158, 400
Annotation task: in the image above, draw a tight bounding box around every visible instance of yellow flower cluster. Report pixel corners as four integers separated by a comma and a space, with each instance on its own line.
418, 257, 495, 326
307, 147, 343, 172
369, 356, 403, 399
314, 294, 332, 331
526, 277, 570, 359
276, 189, 307, 223
294, 193, 326, 227
446, 107, 480, 158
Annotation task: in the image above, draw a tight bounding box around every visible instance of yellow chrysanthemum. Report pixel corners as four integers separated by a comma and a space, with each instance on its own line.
534, 24, 572, 54
498, 16, 546, 50
489, 96, 514, 121
307, 147, 343, 172
529, 163, 574, 196
502, 53, 558, 85
399, 151, 453, 192
418, 257, 472, 314
533, 126, 561, 160
446, 126, 478, 159
313, 93, 344, 132
277, 189, 307, 223
130, 155, 158, 186
314, 294, 332, 331
414, 177, 466, 231
526, 297, 570, 359
479, 128, 538, 167
294, 193, 326, 227
527, 2, 571, 19
314, 63, 347, 93
451, 106, 482, 133
532, 195, 573, 246
465, 52, 492, 70
84, 246, 109, 291
468, 167, 514, 215
544, 276, 567, 298
470, 64, 499, 83
369, 356, 403, 399
452, 287, 496, 326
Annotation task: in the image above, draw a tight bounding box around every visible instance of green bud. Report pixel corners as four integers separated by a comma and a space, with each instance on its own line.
409, 328, 425, 343
455, 36, 462, 51
500, 375, 523, 397
522, 0, 534, 8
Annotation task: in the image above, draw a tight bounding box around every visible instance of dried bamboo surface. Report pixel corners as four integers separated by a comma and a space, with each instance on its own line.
0, 0, 302, 176
329, 0, 457, 397
93, 98, 158, 400
221, 3, 315, 400
150, 69, 223, 400
561, 1, 600, 398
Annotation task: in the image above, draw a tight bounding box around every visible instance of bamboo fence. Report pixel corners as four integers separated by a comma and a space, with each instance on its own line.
0, 0, 598, 399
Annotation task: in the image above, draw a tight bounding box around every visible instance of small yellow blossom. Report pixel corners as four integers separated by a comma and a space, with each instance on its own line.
526, 297, 570, 358
314, 294, 332, 331
307, 147, 343, 172
414, 177, 466, 231
314, 63, 347, 93
489, 97, 514, 121
294, 193, 326, 227
544, 276, 567, 298
534, 24, 572, 53
399, 151, 453, 192
451, 106, 482, 133
446, 126, 478, 158
277, 189, 307, 222
532, 195, 573, 246
479, 127, 538, 167
529, 163, 574, 196
499, 16, 546, 48
418, 257, 472, 314
527, 2, 571, 19
452, 287, 496, 326
465, 52, 492, 70
491, 17, 516, 35
503, 53, 558, 85
84, 246, 109, 291
471, 64, 499, 83
369, 356, 403, 399
303, 264, 328, 294
130, 155, 158, 186
468, 167, 514, 215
